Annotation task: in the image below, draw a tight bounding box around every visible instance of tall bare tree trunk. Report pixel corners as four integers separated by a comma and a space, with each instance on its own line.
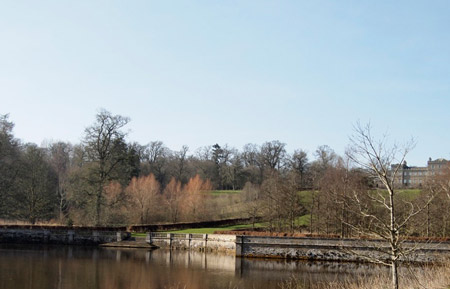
389, 187, 399, 289
391, 261, 399, 289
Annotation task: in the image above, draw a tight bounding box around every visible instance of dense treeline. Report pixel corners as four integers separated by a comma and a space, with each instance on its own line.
1, 111, 450, 239
0, 110, 321, 225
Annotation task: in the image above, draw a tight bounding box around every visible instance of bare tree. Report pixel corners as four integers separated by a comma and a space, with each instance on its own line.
228, 152, 245, 190
163, 177, 184, 222
83, 109, 130, 225
314, 145, 337, 171
260, 140, 286, 171
103, 181, 129, 225
289, 149, 309, 189
144, 141, 170, 186
308, 145, 337, 234
316, 158, 368, 237
193, 145, 216, 182
346, 123, 433, 289
174, 145, 189, 183
260, 172, 304, 232
48, 142, 72, 223
15, 144, 58, 224
241, 143, 261, 184
126, 174, 160, 224
242, 143, 260, 167
241, 182, 262, 229
282, 173, 306, 232
211, 144, 238, 190
183, 174, 212, 221
420, 162, 450, 237
427, 162, 450, 199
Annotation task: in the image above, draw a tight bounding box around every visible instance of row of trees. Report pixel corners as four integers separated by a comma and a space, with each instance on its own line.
0, 110, 335, 225
0, 114, 58, 224
0, 111, 221, 225
1, 111, 449, 236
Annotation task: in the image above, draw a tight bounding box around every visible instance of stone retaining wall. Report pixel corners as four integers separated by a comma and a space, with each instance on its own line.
147, 233, 236, 253
235, 236, 450, 262
148, 233, 450, 262
0, 227, 129, 245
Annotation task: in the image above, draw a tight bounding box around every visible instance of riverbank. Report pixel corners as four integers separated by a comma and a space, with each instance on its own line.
148, 232, 450, 263
2, 226, 450, 264
278, 264, 450, 289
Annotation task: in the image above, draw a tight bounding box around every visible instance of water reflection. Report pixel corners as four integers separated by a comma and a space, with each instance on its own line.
0, 244, 388, 289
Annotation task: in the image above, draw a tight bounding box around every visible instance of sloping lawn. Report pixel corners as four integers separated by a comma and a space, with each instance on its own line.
131, 223, 266, 236
165, 223, 265, 234
210, 190, 242, 195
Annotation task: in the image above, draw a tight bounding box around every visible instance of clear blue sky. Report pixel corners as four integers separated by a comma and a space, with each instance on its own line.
1, 0, 449, 165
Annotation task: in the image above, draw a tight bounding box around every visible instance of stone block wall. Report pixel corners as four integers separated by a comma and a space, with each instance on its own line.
0, 227, 128, 245
148, 233, 450, 263
147, 233, 236, 253
235, 236, 450, 263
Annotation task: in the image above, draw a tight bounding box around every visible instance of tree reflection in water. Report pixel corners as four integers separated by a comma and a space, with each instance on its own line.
0, 244, 401, 289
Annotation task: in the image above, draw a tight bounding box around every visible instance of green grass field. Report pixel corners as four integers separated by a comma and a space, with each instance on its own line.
296, 214, 311, 227
367, 189, 423, 202
299, 189, 422, 204
210, 190, 242, 195
166, 223, 265, 234
131, 223, 266, 236
298, 190, 315, 206
397, 189, 422, 200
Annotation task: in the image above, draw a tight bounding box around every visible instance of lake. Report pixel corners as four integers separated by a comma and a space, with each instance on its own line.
0, 244, 392, 289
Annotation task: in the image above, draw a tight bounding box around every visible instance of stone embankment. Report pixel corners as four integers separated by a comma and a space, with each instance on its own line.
147, 233, 236, 254
148, 233, 450, 263
0, 225, 129, 245
3, 225, 450, 263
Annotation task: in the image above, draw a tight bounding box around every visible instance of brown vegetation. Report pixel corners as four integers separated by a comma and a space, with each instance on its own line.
279, 264, 450, 289
126, 174, 161, 224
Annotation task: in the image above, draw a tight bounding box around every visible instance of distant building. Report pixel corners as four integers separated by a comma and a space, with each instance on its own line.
389, 158, 449, 188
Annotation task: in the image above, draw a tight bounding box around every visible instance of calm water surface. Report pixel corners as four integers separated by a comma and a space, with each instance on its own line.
0, 244, 386, 289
